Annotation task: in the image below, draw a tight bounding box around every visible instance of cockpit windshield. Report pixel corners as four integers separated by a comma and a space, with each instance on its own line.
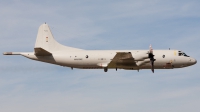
178, 51, 189, 57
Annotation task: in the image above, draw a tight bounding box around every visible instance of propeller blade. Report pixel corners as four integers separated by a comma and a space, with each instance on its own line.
149, 44, 156, 73
149, 44, 153, 53
150, 59, 155, 73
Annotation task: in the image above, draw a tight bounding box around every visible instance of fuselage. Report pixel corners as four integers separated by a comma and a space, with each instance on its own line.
21, 49, 197, 70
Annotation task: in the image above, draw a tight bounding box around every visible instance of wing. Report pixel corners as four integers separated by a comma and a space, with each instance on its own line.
108, 52, 137, 68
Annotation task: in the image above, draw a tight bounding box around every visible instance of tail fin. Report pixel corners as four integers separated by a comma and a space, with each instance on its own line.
35, 23, 82, 52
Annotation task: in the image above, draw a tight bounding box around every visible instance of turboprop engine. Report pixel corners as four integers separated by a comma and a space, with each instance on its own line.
134, 45, 156, 73
133, 51, 149, 61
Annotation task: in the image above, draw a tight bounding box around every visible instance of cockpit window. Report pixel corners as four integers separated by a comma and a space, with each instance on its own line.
178, 51, 189, 57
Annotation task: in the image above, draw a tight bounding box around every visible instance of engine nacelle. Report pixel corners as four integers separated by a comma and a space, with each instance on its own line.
136, 59, 150, 66
133, 51, 149, 61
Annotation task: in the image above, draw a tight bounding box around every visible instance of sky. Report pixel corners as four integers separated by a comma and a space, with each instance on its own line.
0, 0, 200, 112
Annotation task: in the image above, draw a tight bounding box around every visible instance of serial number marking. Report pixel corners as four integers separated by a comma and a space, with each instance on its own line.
74, 58, 82, 60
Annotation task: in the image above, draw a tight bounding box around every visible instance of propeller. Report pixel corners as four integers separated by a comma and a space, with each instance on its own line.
149, 45, 156, 73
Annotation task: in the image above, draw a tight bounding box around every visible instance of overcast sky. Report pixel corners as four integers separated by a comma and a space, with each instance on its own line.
0, 0, 200, 112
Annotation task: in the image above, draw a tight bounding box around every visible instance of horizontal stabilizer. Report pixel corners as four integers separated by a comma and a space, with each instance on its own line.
34, 47, 52, 56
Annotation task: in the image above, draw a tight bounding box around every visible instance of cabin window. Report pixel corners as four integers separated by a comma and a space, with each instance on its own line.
98, 58, 106, 60
163, 55, 165, 58
178, 51, 189, 57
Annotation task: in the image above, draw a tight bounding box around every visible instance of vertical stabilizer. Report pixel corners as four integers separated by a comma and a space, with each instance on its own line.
35, 23, 82, 52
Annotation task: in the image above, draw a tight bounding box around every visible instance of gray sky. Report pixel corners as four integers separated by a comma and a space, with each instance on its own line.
0, 0, 200, 112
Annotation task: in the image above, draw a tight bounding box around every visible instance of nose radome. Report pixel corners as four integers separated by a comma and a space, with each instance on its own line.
189, 58, 197, 65
194, 59, 197, 64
